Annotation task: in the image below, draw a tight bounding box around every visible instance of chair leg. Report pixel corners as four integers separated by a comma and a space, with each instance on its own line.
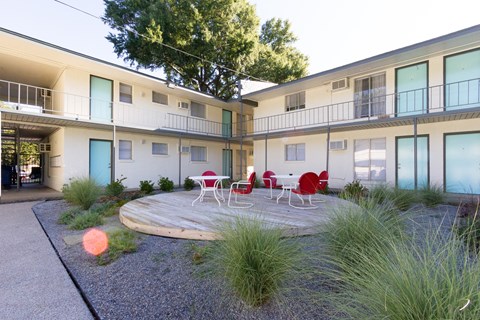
288, 190, 318, 210
228, 191, 254, 208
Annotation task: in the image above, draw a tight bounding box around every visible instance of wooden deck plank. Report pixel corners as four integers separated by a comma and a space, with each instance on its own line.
119, 188, 347, 240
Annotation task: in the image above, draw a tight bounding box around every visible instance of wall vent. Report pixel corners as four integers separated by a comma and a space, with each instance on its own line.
331, 78, 349, 91
329, 140, 347, 151
178, 101, 189, 110
39, 143, 51, 153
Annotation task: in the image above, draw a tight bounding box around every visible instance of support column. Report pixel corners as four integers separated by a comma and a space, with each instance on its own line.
413, 118, 418, 190
16, 127, 20, 191
112, 124, 116, 182
264, 135, 268, 173
238, 81, 244, 179
326, 127, 331, 172
178, 136, 182, 187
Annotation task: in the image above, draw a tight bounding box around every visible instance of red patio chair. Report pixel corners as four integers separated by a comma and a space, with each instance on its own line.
289, 172, 319, 209
313, 170, 329, 203
262, 170, 282, 199
201, 170, 224, 200
228, 172, 256, 208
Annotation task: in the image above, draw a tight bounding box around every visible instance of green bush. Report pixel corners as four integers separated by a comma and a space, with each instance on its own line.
339, 180, 368, 203
188, 242, 211, 265
97, 229, 138, 265
58, 207, 83, 225
105, 176, 127, 197
419, 184, 445, 207
211, 216, 303, 306
184, 177, 195, 191
63, 177, 102, 210
68, 210, 104, 230
368, 185, 416, 211
139, 180, 155, 194
158, 176, 174, 192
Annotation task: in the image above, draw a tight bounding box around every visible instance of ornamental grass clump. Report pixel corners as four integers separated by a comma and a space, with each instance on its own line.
419, 184, 445, 207
326, 233, 480, 319
63, 177, 102, 210
97, 229, 138, 265
211, 216, 304, 307
68, 210, 104, 230
320, 200, 407, 276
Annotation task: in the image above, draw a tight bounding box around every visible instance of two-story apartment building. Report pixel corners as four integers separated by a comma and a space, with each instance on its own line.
242, 24, 480, 194
0, 27, 253, 194
1, 24, 480, 196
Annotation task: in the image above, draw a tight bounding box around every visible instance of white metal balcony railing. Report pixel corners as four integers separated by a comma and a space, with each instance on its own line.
1, 78, 479, 138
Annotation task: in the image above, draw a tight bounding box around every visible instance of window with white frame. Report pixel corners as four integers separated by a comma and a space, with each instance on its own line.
152, 91, 168, 105
354, 138, 386, 181
190, 101, 206, 118
119, 83, 132, 103
191, 146, 207, 162
354, 73, 386, 118
152, 142, 168, 155
285, 91, 305, 112
119, 140, 132, 160
285, 143, 305, 161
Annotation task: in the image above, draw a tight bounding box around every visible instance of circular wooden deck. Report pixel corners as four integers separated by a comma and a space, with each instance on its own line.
119, 188, 348, 240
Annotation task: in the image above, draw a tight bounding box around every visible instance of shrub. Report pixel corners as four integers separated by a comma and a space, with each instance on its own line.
368, 185, 416, 211
339, 180, 368, 203
68, 210, 104, 230
188, 242, 211, 265
105, 176, 127, 197
419, 184, 444, 207
97, 229, 138, 265
63, 177, 102, 210
139, 180, 155, 194
211, 216, 303, 306
184, 177, 195, 191
58, 207, 83, 225
158, 176, 174, 192
455, 199, 480, 251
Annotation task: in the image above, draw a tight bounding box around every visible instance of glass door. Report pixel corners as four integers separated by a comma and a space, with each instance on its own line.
396, 136, 429, 190
222, 149, 232, 178
222, 110, 232, 137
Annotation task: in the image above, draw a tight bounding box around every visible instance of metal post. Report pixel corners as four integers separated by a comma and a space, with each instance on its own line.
326, 127, 331, 172
112, 124, 116, 182
238, 80, 244, 179
0, 113, 2, 199
178, 136, 182, 187
16, 127, 20, 191
413, 118, 418, 190
264, 135, 268, 173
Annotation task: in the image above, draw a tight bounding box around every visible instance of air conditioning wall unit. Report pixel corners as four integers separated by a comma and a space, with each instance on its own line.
39, 143, 51, 153
180, 146, 190, 153
331, 78, 349, 91
178, 101, 189, 110
329, 140, 347, 151
41, 89, 52, 98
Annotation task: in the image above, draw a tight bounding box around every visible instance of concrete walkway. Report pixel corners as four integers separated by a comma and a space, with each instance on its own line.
0, 201, 93, 320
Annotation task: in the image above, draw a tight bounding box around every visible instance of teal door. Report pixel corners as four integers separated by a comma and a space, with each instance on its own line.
445, 133, 480, 194
222, 110, 232, 137
396, 136, 429, 190
89, 139, 112, 186
90, 76, 113, 122
396, 62, 428, 116
222, 149, 232, 177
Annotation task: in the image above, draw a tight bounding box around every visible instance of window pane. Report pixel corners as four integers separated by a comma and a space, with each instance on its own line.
119, 83, 132, 103
285, 144, 295, 161
285, 92, 306, 112
354, 138, 386, 181
191, 146, 206, 161
191, 102, 206, 118
119, 140, 132, 160
152, 91, 168, 105
152, 142, 168, 155
296, 143, 305, 161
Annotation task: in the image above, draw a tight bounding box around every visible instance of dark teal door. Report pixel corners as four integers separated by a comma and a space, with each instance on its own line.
89, 139, 112, 186
222, 110, 232, 137
222, 149, 232, 177
90, 76, 113, 122
396, 136, 429, 190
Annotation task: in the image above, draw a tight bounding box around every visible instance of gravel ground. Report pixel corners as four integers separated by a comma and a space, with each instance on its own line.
33, 200, 458, 320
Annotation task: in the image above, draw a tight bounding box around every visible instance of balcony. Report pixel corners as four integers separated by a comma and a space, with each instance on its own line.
1, 78, 479, 139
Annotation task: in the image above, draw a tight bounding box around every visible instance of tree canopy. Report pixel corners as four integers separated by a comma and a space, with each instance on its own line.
103, 0, 308, 100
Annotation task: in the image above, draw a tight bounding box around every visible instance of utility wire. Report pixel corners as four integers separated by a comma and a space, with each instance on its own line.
54, 0, 267, 82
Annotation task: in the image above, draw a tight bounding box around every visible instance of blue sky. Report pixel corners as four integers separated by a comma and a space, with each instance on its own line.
2, 0, 479, 75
